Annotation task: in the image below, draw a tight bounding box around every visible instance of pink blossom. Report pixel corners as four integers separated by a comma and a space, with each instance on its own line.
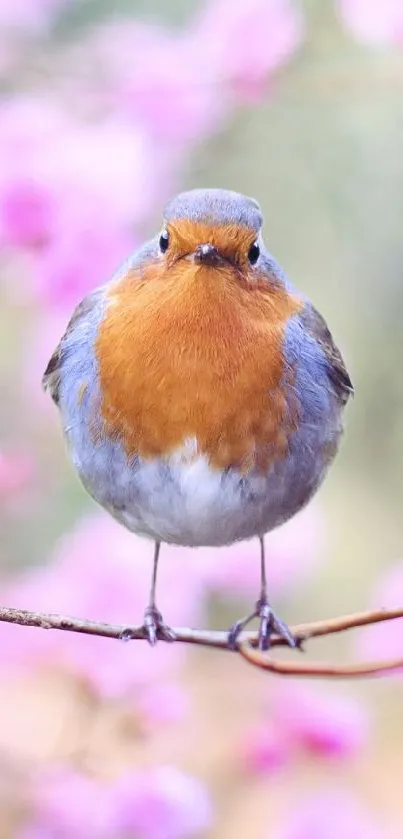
270, 683, 368, 758
0, 514, 205, 696
23, 765, 212, 839
241, 722, 291, 773
191, 0, 303, 101
338, 0, 403, 45
112, 765, 212, 839
356, 560, 403, 668
0, 98, 161, 309
28, 766, 115, 839
136, 682, 190, 726
81, 21, 224, 147
0, 179, 57, 249
34, 218, 134, 311
0, 0, 65, 31
241, 683, 367, 775
38, 116, 159, 229
278, 790, 390, 839
0, 109, 153, 251
0, 450, 35, 499
80, 1, 301, 149
0, 99, 68, 251
193, 504, 324, 600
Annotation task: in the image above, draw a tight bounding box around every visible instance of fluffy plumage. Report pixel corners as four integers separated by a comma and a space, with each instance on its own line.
43, 188, 353, 547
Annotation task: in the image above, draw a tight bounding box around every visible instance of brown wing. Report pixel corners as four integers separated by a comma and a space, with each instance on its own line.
42, 289, 102, 406
42, 343, 63, 405
301, 304, 354, 405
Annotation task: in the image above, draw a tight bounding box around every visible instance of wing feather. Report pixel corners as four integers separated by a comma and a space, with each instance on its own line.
300, 304, 354, 405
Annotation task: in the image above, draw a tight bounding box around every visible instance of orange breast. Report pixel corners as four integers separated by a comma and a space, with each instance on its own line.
95, 257, 302, 473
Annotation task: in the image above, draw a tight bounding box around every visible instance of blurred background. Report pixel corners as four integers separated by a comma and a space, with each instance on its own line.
1, 0, 403, 837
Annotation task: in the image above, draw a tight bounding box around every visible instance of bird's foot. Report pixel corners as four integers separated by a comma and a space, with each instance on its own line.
228, 597, 300, 652
142, 605, 176, 646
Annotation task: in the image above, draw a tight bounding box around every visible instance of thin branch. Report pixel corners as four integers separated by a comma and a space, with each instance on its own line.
285, 607, 403, 642
239, 645, 403, 679
0, 605, 402, 677
0, 606, 245, 649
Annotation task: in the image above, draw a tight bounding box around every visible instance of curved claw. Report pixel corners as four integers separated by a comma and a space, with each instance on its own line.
227, 599, 298, 652
142, 606, 176, 646
227, 619, 247, 651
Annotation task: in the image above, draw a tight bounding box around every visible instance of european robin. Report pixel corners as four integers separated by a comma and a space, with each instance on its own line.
43, 188, 353, 650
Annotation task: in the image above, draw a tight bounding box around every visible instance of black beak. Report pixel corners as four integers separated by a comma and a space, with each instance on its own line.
193, 243, 224, 266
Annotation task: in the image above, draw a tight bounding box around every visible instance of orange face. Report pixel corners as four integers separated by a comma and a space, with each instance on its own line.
94, 221, 303, 473
161, 220, 258, 273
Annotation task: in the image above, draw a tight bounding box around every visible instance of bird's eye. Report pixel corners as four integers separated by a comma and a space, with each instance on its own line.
248, 241, 260, 265
159, 230, 169, 253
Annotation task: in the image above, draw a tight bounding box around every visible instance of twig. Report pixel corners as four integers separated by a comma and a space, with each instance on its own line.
0, 607, 240, 649
239, 645, 403, 679
0, 605, 402, 677
285, 607, 403, 642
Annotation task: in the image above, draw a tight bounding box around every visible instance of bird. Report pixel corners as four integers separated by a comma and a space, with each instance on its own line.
43, 188, 353, 651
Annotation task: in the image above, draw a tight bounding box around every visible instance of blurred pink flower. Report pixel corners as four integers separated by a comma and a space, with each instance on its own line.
34, 218, 133, 311
277, 789, 390, 839
0, 98, 160, 309
137, 682, 190, 726
241, 722, 291, 774
113, 765, 212, 839
0, 111, 151, 250
241, 682, 368, 775
192, 0, 303, 101
82, 0, 302, 149
193, 504, 324, 600
0, 450, 35, 499
338, 0, 403, 45
86, 21, 223, 148
28, 766, 115, 839
1, 179, 57, 249
38, 116, 159, 230
356, 560, 403, 668
270, 683, 368, 758
23, 764, 212, 839
0, 513, 205, 696
0, 0, 65, 31
0, 98, 67, 251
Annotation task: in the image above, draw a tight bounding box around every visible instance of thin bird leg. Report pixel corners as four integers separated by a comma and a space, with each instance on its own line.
149, 540, 161, 610
259, 534, 268, 600
227, 536, 299, 652
142, 542, 176, 645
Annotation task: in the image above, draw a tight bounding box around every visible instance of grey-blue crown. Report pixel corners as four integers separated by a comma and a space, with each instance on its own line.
163, 188, 263, 232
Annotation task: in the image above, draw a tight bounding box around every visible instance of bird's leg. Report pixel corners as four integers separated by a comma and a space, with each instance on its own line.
142, 542, 176, 645
228, 536, 299, 652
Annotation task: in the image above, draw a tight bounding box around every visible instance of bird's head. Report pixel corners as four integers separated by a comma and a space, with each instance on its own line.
157, 188, 264, 283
